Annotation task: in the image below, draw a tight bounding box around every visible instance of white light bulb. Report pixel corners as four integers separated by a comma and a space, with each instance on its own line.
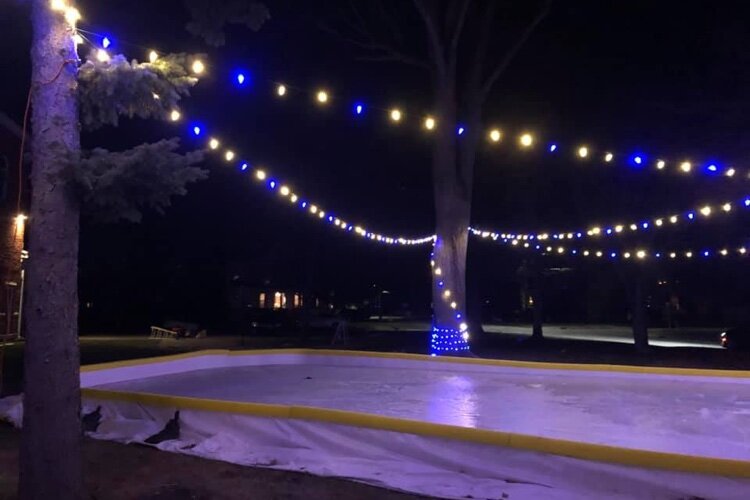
726, 168, 736, 177
224, 150, 235, 162
450, 302, 457, 309
700, 205, 711, 216
489, 129, 501, 142
255, 169, 266, 180
169, 109, 181, 122
636, 250, 646, 259
209, 138, 220, 150
669, 215, 678, 224
519, 133, 534, 147
578, 146, 589, 158
604, 152, 613, 162
390, 108, 402, 122
280, 186, 290, 196
424, 116, 436, 130
51, 0, 67, 11
656, 159, 666, 169
191, 59, 205, 74
316, 90, 329, 104
722, 203, 732, 212
96, 49, 110, 63
655, 219, 663, 226
64, 7, 81, 26
434, 268, 442, 276
614, 225, 623, 233
680, 161, 692, 173
149, 50, 158, 63
277, 84, 287, 97
310, 205, 318, 214
290, 194, 298, 203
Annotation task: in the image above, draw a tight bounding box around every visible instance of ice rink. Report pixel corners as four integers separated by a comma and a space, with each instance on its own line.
97, 360, 750, 461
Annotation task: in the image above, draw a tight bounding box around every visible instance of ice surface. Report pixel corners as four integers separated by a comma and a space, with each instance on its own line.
95, 363, 750, 460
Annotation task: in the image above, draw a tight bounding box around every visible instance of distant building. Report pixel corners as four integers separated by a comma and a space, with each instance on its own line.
0, 113, 26, 340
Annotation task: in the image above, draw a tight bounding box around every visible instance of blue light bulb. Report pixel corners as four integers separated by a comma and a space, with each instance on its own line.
102, 37, 111, 49
549, 144, 557, 152
237, 73, 246, 85
192, 126, 201, 136
354, 103, 364, 115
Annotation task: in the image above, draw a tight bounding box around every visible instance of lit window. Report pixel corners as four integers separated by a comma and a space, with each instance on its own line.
259, 292, 266, 308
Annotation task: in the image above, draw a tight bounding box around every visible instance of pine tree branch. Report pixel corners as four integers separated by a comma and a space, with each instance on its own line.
481, 0, 552, 97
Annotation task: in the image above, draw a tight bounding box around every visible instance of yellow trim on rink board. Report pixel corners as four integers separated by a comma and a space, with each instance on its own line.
81, 347, 750, 379
82, 386, 750, 479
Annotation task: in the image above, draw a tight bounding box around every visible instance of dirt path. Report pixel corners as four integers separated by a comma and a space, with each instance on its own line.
0, 424, 429, 500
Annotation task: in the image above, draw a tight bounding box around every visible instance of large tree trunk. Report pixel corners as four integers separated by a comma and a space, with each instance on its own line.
430, 80, 472, 355
20, 2, 83, 499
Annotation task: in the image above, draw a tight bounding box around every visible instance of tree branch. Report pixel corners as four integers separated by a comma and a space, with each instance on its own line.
412, 0, 447, 76
448, 0, 471, 69
481, 0, 552, 97
319, 2, 430, 71
319, 21, 430, 70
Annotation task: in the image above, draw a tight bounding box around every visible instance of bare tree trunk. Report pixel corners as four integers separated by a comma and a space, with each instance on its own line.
430, 81, 471, 354
20, 2, 83, 498
632, 271, 649, 352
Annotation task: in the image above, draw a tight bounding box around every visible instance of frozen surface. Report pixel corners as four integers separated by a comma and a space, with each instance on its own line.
95, 363, 750, 460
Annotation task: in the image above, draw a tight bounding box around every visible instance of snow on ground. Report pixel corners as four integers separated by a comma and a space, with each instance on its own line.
95, 363, 750, 460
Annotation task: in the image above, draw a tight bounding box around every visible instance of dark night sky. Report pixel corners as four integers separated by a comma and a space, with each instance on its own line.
2, 0, 750, 331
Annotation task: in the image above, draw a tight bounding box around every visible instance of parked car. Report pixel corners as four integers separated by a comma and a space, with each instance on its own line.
720, 327, 750, 350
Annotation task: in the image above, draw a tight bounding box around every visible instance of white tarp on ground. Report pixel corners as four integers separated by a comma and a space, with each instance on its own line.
3, 351, 750, 499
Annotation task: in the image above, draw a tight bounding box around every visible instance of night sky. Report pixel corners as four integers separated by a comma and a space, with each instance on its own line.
2, 0, 750, 332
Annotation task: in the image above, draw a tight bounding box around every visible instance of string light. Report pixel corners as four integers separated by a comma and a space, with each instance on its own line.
390, 108, 402, 122
102, 37, 111, 49
680, 161, 692, 173
183, 117, 435, 246
656, 159, 666, 170
424, 116, 436, 131
276, 84, 287, 97
354, 103, 364, 115
519, 133, 534, 147
316, 90, 329, 104
470, 192, 750, 245
50, 0, 66, 11
604, 152, 613, 162
149, 50, 158, 63
488, 129, 502, 143
502, 240, 750, 261
96, 49, 110, 63
64, 7, 81, 26
578, 146, 589, 158
191, 59, 205, 75
169, 109, 181, 122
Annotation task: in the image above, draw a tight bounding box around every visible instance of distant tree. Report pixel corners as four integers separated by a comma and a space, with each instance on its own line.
21, 1, 267, 497
328, 0, 551, 352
